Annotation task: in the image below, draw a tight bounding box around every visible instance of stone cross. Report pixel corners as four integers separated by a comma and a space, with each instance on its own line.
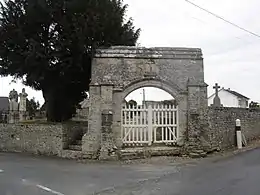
211, 83, 222, 107
213, 83, 220, 97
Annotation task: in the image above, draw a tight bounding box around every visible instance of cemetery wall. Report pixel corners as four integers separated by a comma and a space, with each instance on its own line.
62, 121, 88, 149
0, 124, 63, 155
0, 122, 88, 156
208, 107, 260, 149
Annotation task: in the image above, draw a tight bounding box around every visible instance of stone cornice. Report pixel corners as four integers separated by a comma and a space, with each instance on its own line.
95, 46, 203, 60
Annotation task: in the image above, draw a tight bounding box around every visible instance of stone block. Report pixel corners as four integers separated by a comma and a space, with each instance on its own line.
189, 152, 201, 158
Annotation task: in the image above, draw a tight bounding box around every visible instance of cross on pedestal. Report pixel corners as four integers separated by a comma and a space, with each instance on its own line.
213, 83, 220, 97
211, 83, 222, 107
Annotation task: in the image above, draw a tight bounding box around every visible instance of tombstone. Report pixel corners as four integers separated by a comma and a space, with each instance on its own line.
211, 83, 223, 107
9, 89, 19, 123
19, 88, 28, 121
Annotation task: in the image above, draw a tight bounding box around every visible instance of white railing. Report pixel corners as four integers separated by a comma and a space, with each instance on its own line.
121, 103, 178, 146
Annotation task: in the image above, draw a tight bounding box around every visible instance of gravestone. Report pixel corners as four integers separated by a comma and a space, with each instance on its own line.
19, 88, 28, 121
9, 89, 19, 123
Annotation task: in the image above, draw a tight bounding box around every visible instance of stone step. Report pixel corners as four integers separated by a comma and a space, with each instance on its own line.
61, 150, 87, 159
119, 152, 144, 160
68, 144, 82, 151
120, 146, 181, 160
60, 150, 94, 160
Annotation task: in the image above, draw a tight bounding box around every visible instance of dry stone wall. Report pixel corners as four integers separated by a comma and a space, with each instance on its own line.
208, 107, 260, 149
0, 122, 88, 156
0, 124, 63, 155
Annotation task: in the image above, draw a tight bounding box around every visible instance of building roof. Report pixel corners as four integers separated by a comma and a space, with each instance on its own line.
0, 97, 9, 111
208, 88, 250, 100
227, 89, 249, 100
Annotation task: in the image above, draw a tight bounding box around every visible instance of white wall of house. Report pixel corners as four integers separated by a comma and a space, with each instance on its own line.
208, 89, 248, 108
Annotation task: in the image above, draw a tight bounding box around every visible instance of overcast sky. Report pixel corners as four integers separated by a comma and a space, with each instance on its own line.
1, 0, 260, 104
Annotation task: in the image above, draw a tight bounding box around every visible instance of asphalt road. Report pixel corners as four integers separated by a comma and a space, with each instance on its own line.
1, 148, 260, 195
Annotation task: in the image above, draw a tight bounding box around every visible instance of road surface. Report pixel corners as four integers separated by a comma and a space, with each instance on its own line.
1, 148, 260, 195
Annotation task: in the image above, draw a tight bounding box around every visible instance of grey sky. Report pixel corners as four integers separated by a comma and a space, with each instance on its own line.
1, 0, 260, 104
125, 87, 173, 104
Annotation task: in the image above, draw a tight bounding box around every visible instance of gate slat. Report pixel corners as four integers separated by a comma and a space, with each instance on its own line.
153, 108, 157, 142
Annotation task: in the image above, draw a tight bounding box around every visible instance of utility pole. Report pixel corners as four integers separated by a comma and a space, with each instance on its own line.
142, 88, 146, 105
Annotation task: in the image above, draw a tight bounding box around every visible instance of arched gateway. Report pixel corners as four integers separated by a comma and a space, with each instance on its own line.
83, 46, 208, 159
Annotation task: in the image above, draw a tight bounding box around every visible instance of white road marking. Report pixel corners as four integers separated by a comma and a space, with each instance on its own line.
0, 169, 3, 173
22, 179, 64, 195
36, 184, 65, 195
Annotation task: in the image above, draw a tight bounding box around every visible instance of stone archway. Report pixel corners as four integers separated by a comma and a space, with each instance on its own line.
121, 78, 181, 103
113, 78, 186, 148
121, 81, 180, 147
82, 46, 208, 159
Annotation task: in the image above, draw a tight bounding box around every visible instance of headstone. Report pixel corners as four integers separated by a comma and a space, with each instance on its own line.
19, 88, 28, 121
19, 88, 28, 111
9, 89, 19, 123
211, 83, 223, 107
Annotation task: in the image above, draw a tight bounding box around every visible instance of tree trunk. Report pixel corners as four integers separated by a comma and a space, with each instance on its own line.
43, 88, 60, 122
42, 88, 75, 122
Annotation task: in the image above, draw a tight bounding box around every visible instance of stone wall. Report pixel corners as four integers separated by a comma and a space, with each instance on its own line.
0, 124, 63, 155
62, 121, 88, 149
208, 107, 260, 149
0, 122, 88, 156
74, 107, 89, 121
92, 47, 204, 90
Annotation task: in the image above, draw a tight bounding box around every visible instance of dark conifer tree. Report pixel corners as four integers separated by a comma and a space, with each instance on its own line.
0, 0, 140, 121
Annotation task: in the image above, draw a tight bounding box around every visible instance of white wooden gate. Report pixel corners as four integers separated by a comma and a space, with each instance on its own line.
121, 103, 178, 146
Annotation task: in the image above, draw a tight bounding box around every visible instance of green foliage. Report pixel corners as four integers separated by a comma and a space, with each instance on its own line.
0, 0, 140, 122
26, 97, 40, 118
127, 99, 138, 107
249, 101, 260, 108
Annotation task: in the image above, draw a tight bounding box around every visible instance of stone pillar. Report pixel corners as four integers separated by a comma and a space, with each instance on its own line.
112, 90, 124, 148
175, 93, 188, 146
82, 84, 102, 158
186, 81, 210, 154
99, 110, 117, 160
82, 84, 116, 159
